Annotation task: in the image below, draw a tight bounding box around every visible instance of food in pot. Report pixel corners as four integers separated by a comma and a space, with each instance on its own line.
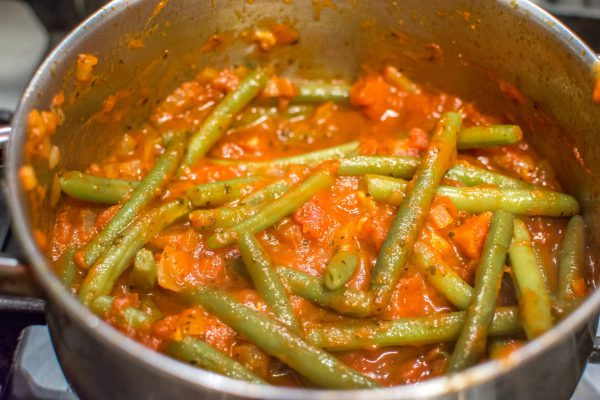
42, 65, 587, 388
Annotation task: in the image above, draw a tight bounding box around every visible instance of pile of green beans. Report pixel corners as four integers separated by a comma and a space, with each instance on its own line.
55, 71, 589, 387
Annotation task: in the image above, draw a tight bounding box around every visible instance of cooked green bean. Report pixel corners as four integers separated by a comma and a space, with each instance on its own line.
211, 142, 360, 172
132, 248, 157, 290
208, 171, 335, 249
238, 233, 301, 333
185, 286, 378, 389
445, 162, 529, 189
412, 242, 474, 310
59, 245, 77, 288
557, 215, 587, 302
307, 307, 520, 351
457, 125, 523, 150
186, 177, 261, 207
276, 266, 372, 318
240, 179, 291, 206
60, 171, 137, 204
383, 66, 418, 93
366, 175, 580, 217
293, 82, 351, 104
448, 210, 513, 373
79, 198, 192, 305
90, 295, 153, 328
338, 156, 419, 179
81, 133, 187, 268
184, 68, 269, 166
508, 219, 553, 339
323, 250, 358, 291
90, 295, 114, 316
166, 337, 266, 384
189, 205, 260, 231
371, 112, 461, 311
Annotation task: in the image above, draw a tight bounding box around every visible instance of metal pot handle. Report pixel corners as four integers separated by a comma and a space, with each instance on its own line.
0, 124, 44, 313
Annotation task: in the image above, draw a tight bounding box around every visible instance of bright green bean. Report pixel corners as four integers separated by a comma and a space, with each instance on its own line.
338, 156, 419, 179
371, 112, 461, 311
185, 286, 378, 389
508, 219, 554, 339
186, 177, 260, 208
90, 295, 153, 328
293, 82, 350, 104
557, 215, 587, 302
323, 250, 358, 291
412, 242, 474, 310
238, 233, 301, 332
457, 125, 523, 150
166, 337, 266, 384
79, 199, 193, 305
90, 295, 114, 317
184, 68, 269, 166
60, 171, 137, 204
445, 162, 529, 189
208, 172, 335, 249
276, 266, 372, 318
448, 210, 513, 373
81, 133, 187, 268
366, 175, 580, 217
189, 205, 260, 231
132, 248, 157, 290
240, 179, 291, 206
307, 307, 520, 351
211, 142, 360, 172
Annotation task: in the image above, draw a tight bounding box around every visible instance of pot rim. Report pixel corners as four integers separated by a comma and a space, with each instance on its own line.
6, 0, 600, 398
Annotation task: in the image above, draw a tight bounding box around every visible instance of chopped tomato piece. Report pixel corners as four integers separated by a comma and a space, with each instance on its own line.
350, 75, 393, 120
157, 245, 197, 292
450, 212, 492, 259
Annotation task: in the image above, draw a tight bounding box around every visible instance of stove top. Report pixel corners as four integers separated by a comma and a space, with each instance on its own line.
0, 1, 599, 399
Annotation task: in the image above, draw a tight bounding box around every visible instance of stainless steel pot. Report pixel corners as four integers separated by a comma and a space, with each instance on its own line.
2, 0, 600, 399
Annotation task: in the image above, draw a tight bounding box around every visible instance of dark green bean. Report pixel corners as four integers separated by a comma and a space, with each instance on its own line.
60, 171, 137, 204
207, 172, 334, 249
184, 68, 269, 166
240, 179, 291, 206
371, 112, 461, 311
132, 248, 157, 290
81, 133, 187, 268
323, 250, 358, 291
306, 307, 520, 351
508, 219, 553, 339
238, 233, 301, 332
276, 266, 372, 318
445, 162, 529, 189
557, 215, 587, 302
186, 177, 260, 208
448, 210, 513, 373
58, 245, 77, 288
293, 82, 350, 104
189, 205, 260, 231
185, 286, 378, 389
79, 198, 193, 305
167, 337, 266, 384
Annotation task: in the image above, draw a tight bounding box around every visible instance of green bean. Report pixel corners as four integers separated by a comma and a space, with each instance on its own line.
79, 198, 193, 305
90, 295, 114, 316
412, 242, 474, 310
186, 176, 261, 207
81, 133, 187, 268
306, 307, 520, 351
208, 172, 335, 249
557, 215, 587, 302
132, 248, 157, 290
371, 112, 461, 311
238, 233, 301, 332
60, 171, 137, 204
166, 337, 266, 384
445, 162, 529, 189
122, 307, 153, 328
184, 68, 269, 166
189, 205, 260, 231
323, 250, 358, 291
488, 339, 522, 359
340, 157, 528, 189
508, 219, 553, 339
211, 142, 360, 172
292, 82, 350, 104
383, 66, 418, 93
338, 156, 419, 179
58, 246, 77, 288
366, 175, 580, 217
185, 286, 378, 389
457, 125, 523, 150
240, 179, 291, 206
276, 266, 372, 318
448, 210, 513, 373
